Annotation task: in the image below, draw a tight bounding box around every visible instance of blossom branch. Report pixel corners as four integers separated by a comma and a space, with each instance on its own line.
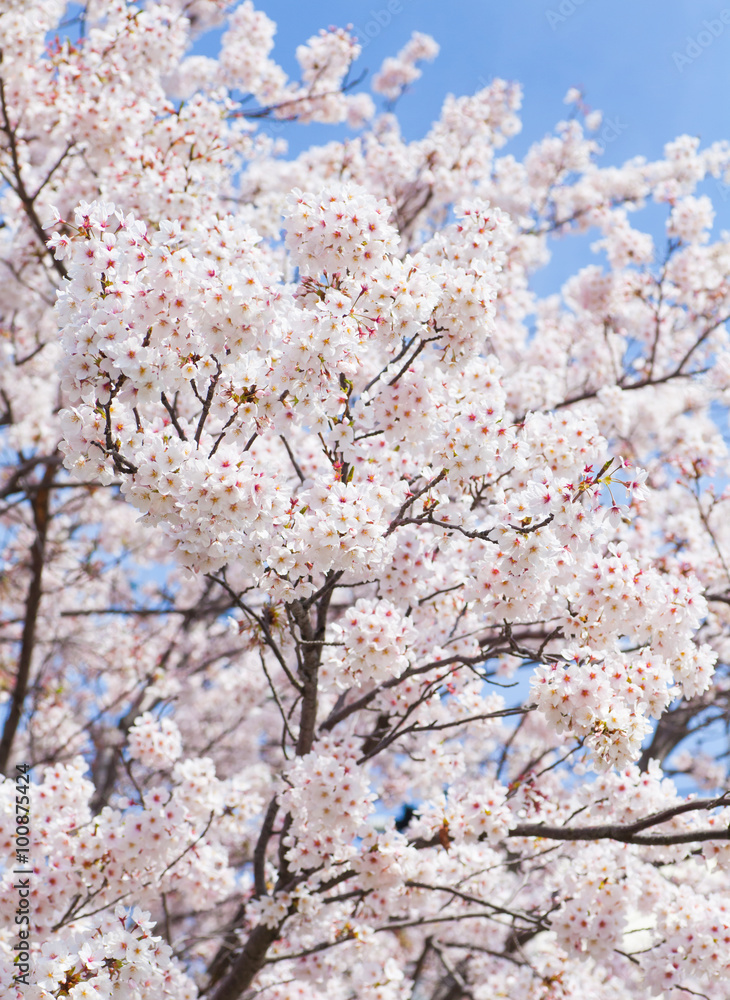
0, 65, 68, 281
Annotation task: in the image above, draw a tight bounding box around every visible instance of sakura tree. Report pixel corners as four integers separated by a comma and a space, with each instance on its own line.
2, 2, 730, 998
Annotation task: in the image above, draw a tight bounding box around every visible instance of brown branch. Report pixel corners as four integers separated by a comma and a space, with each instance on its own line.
160, 392, 188, 440
59, 601, 231, 618
0, 459, 54, 772
208, 575, 301, 693
254, 797, 279, 898
208, 919, 290, 1000
386, 512, 499, 544
204, 797, 280, 991
550, 315, 726, 415
387, 334, 439, 388
194, 360, 222, 446
357, 705, 529, 764
205, 578, 338, 995
509, 791, 730, 846
385, 469, 448, 536
362, 333, 418, 396
279, 435, 305, 483
288, 597, 322, 757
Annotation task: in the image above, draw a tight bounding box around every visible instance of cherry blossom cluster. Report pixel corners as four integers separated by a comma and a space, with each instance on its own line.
372, 31, 440, 102
128, 712, 184, 770
327, 598, 417, 687
3, 1, 730, 998
21, 904, 196, 1000
52, 191, 699, 775
0, 763, 200, 998
280, 747, 376, 871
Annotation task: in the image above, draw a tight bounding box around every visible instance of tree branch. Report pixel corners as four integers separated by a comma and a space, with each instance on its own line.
0, 459, 54, 772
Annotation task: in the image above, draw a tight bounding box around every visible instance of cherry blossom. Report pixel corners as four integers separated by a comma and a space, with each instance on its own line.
1, 3, 730, 999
